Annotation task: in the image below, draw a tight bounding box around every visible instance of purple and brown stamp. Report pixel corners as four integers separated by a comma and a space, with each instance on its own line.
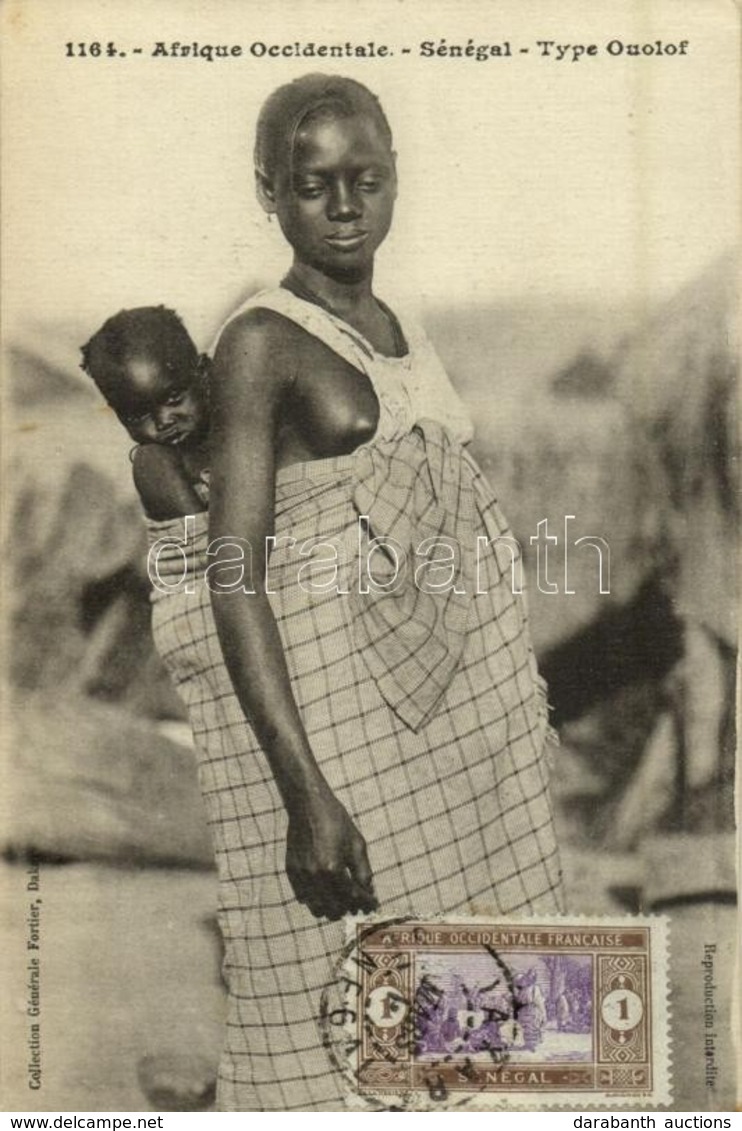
332, 915, 670, 1109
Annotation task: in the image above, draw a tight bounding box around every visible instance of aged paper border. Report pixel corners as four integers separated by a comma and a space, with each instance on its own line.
1, 0, 739, 1114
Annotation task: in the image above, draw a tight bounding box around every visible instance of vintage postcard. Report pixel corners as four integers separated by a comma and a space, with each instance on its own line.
1, 0, 738, 1115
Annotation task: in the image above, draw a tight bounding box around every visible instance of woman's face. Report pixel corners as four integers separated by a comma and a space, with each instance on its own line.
269, 111, 397, 281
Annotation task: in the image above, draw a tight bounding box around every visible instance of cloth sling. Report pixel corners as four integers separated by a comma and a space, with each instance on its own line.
146, 289, 564, 1111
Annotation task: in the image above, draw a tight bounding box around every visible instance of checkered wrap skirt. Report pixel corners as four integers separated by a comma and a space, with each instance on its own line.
146, 413, 563, 1111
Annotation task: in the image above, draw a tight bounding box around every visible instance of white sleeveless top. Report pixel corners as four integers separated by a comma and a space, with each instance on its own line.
210, 287, 474, 446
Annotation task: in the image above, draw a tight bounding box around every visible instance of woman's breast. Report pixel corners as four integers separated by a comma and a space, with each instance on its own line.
281, 354, 381, 463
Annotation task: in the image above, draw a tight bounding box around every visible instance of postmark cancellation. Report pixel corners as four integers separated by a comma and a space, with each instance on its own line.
327, 915, 670, 1110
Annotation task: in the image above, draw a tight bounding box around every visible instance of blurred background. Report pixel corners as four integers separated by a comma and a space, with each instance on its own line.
2, 0, 738, 1113
3, 254, 737, 1111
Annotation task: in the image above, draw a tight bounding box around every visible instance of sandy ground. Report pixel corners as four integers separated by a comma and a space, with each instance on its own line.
1, 863, 223, 1112
1, 854, 737, 1113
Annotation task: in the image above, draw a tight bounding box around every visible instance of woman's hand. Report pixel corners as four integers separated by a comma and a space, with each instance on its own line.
286, 785, 378, 920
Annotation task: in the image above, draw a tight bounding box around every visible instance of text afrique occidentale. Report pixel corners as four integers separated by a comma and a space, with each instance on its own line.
147, 515, 610, 597
149, 39, 691, 63
68, 39, 691, 64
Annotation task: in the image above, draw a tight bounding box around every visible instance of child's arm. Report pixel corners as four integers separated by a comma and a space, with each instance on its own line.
131, 444, 207, 520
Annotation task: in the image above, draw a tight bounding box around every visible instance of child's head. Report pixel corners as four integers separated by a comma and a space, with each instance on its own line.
81, 306, 209, 446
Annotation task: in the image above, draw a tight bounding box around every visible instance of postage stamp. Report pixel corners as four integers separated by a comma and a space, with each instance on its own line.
327, 915, 670, 1110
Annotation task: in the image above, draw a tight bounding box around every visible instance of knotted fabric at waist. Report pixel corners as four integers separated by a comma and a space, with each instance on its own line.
146, 421, 506, 732
348, 420, 477, 731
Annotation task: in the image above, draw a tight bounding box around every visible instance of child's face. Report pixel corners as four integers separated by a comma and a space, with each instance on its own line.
270, 111, 396, 280
109, 353, 208, 447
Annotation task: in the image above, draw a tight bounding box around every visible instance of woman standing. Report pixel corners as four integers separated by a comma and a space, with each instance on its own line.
149, 73, 563, 1111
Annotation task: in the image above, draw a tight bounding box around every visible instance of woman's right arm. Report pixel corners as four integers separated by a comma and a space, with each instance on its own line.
208, 311, 377, 921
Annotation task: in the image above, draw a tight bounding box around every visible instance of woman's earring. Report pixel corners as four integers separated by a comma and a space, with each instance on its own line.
267, 214, 274, 224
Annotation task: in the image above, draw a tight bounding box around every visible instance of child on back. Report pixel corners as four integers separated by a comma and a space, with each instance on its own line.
81, 306, 211, 521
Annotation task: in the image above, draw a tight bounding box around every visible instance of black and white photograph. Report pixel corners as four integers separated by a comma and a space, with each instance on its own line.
1, 0, 738, 1115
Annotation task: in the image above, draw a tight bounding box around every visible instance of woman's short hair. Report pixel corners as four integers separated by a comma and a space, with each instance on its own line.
254, 73, 393, 185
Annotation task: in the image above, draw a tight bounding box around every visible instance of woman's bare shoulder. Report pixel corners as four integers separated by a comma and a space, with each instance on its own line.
214, 303, 354, 380
215, 305, 311, 370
